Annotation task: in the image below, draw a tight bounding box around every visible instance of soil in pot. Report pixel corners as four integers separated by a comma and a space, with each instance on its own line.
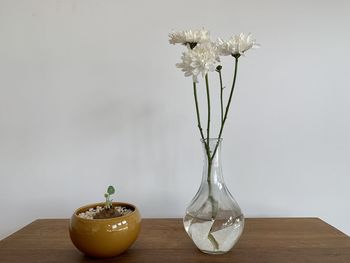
78, 205, 134, 220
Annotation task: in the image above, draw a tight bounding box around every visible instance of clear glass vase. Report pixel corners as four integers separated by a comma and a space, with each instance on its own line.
183, 138, 244, 254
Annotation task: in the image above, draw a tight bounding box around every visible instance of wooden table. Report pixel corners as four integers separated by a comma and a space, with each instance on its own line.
1, 218, 350, 262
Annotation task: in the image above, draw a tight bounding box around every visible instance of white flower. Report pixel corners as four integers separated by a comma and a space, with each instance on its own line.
176, 42, 219, 82
176, 51, 195, 78
216, 33, 259, 56
169, 29, 210, 48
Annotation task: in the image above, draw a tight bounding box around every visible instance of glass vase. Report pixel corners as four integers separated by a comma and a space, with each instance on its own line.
183, 138, 244, 254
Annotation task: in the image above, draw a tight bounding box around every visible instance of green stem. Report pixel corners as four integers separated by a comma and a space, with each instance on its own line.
204, 74, 213, 210
106, 196, 110, 209
205, 74, 220, 250
219, 70, 224, 123
211, 57, 239, 161
204, 74, 213, 217
204, 74, 212, 181
207, 159, 212, 189
193, 82, 205, 142
208, 232, 219, 250
207, 157, 219, 250
205, 74, 211, 154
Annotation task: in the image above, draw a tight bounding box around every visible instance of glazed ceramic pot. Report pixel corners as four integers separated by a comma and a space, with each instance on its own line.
69, 202, 141, 258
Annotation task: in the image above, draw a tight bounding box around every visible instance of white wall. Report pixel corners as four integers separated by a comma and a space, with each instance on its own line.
1, 0, 350, 239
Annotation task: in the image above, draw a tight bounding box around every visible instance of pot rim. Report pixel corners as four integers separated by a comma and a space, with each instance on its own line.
73, 202, 139, 222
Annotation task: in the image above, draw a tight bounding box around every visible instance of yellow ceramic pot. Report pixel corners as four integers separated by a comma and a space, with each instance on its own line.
69, 202, 141, 258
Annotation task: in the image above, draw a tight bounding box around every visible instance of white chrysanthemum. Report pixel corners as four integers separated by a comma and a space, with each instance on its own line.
176, 42, 219, 82
216, 33, 259, 56
169, 29, 210, 48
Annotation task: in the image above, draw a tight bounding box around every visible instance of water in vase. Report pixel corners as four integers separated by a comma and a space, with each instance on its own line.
184, 212, 244, 254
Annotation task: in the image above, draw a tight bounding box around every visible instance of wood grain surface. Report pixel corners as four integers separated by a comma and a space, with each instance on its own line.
1, 218, 350, 262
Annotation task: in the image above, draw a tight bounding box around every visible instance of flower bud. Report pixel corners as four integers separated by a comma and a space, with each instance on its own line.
216, 65, 222, 72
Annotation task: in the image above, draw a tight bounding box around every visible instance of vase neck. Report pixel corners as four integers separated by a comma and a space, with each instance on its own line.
201, 138, 224, 184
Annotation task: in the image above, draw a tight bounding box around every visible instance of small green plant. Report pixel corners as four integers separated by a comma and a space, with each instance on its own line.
104, 185, 115, 209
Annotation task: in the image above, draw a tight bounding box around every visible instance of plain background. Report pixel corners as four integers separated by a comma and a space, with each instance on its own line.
0, 0, 349, 239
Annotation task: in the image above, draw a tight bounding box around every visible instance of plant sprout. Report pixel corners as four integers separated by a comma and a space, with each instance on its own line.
104, 185, 115, 209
